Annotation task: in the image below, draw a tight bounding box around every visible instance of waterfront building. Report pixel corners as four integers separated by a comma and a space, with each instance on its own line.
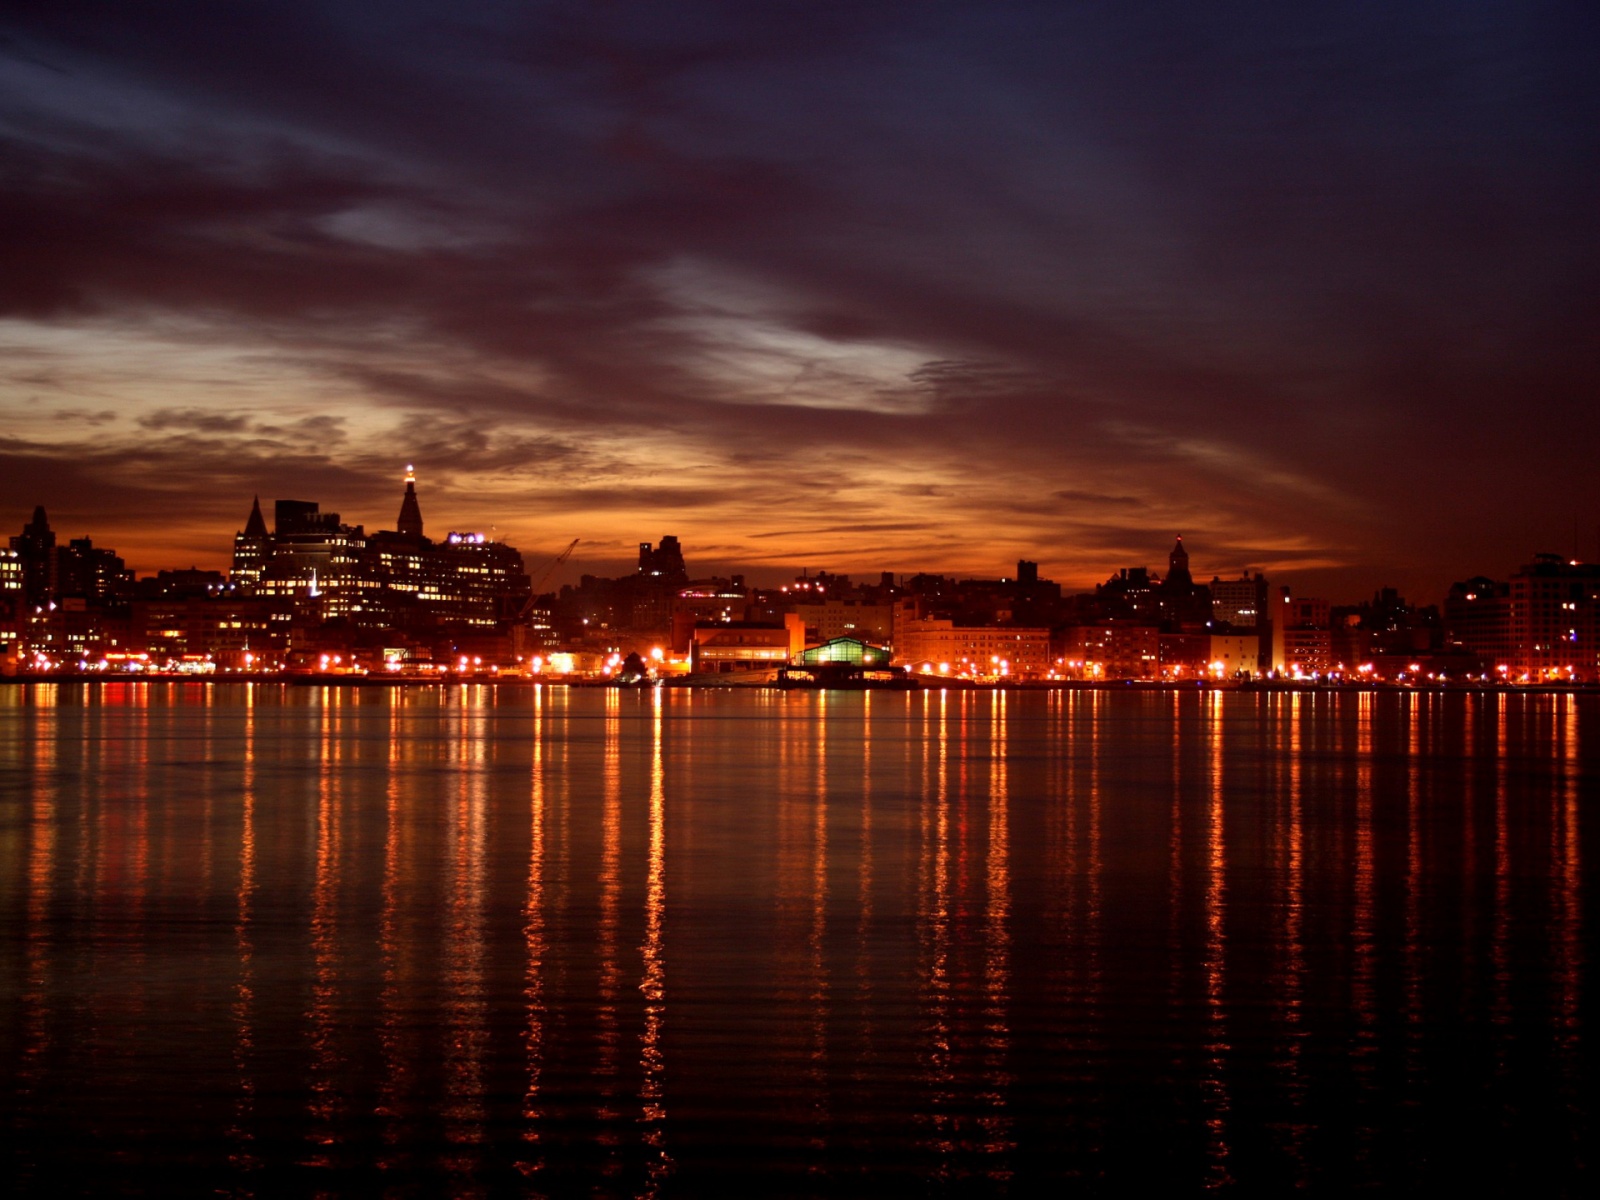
796, 637, 892, 667
689, 616, 804, 673
130, 593, 286, 665
1056, 623, 1159, 679
1444, 576, 1513, 667
1158, 632, 1210, 678
1208, 632, 1261, 678
1272, 588, 1332, 676
897, 618, 1053, 678
1507, 554, 1600, 680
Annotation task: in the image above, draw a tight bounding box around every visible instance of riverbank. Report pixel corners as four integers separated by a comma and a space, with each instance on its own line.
4, 672, 1598, 694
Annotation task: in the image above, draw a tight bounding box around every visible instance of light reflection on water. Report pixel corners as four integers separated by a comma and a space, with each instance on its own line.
0, 683, 1594, 1195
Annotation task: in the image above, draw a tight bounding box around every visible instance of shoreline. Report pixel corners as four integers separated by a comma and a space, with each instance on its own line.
2, 673, 1596, 695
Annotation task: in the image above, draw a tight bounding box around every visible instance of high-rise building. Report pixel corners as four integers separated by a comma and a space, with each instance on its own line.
10, 505, 56, 609
1507, 554, 1600, 680
56, 536, 130, 600
1158, 535, 1214, 630
230, 469, 530, 635
230, 496, 271, 588
1444, 576, 1512, 668
0, 548, 21, 598
1210, 571, 1267, 630
1271, 588, 1332, 675
0, 547, 23, 657
255, 500, 370, 621
638, 536, 688, 586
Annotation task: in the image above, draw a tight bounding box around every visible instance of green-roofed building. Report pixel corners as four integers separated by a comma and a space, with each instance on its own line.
797, 637, 892, 667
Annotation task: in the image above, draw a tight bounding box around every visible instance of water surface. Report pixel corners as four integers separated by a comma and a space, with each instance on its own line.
0, 683, 1594, 1194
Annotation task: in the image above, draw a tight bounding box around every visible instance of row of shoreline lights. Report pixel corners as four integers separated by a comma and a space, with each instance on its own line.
2, 644, 1583, 684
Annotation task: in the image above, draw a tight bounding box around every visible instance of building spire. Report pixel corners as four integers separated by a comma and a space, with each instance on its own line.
397, 464, 424, 539
243, 495, 268, 538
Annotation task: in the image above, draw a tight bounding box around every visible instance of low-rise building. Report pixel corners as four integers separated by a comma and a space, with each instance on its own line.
689, 616, 804, 673
1208, 633, 1261, 678
1056, 623, 1159, 680
896, 618, 1053, 678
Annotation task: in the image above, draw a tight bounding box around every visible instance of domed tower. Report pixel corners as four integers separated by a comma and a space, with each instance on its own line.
396, 464, 424, 540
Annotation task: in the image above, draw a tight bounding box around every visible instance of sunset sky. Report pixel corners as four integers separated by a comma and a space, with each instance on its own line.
2, 2, 1596, 598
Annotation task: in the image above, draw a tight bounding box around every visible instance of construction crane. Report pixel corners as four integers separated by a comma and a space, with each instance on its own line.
518, 538, 579, 621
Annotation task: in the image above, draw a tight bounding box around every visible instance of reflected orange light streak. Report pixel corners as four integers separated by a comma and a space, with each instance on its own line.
981, 691, 1014, 1175
1404, 692, 1425, 1090
517, 684, 549, 1178
441, 689, 490, 1176
1555, 696, 1581, 1090
919, 689, 956, 1162
594, 687, 624, 1146
853, 691, 877, 1090
1280, 692, 1308, 1182
807, 695, 831, 1153
1351, 692, 1377, 1101
1461, 695, 1482, 993
377, 692, 416, 1173
305, 691, 345, 1166
1167, 690, 1184, 1043
18, 684, 58, 1117
1202, 688, 1232, 1188
228, 684, 260, 1174
1492, 695, 1512, 1055
639, 686, 671, 1192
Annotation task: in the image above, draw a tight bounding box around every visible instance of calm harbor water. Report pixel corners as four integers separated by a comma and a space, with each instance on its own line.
0, 683, 1594, 1195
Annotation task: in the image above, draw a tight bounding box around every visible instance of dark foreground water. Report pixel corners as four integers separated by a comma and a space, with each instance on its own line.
0, 683, 1594, 1195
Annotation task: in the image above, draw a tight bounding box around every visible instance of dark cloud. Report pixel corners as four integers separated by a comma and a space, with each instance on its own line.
137, 408, 252, 433
1054, 491, 1144, 508
751, 523, 936, 539
52, 408, 119, 426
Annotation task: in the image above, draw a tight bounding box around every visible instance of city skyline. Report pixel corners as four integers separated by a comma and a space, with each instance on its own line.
8, 470, 1598, 687
3, 5, 1597, 602
4, 469, 1594, 610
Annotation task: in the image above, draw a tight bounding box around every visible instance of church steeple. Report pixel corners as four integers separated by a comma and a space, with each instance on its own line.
243, 495, 268, 539
396, 464, 424, 539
